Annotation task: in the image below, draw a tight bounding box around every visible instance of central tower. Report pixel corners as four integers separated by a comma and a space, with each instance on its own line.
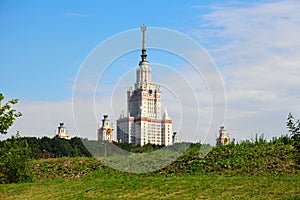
117, 25, 172, 146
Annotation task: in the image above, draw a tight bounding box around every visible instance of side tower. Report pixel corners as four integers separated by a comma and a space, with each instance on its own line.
56, 122, 70, 140
98, 115, 114, 142
216, 126, 230, 146
161, 108, 173, 146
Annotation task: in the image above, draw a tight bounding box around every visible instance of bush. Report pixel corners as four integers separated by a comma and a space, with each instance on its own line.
0, 134, 33, 183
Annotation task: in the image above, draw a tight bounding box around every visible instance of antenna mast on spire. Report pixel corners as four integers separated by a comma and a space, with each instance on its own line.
140, 24, 147, 62
141, 24, 146, 50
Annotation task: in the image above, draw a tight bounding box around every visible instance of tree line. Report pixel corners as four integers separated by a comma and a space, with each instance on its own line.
0, 136, 92, 159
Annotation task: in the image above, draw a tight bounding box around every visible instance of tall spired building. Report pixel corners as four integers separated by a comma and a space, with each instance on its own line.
117, 25, 173, 146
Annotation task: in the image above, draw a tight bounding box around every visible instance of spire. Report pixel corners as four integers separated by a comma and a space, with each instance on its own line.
135, 24, 152, 90
140, 24, 147, 62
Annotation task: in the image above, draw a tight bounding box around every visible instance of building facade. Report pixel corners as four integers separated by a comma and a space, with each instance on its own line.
98, 115, 114, 142
216, 126, 230, 146
56, 122, 70, 140
116, 25, 173, 146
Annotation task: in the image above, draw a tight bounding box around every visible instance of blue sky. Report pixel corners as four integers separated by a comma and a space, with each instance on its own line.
1, 0, 300, 144
0, 0, 209, 100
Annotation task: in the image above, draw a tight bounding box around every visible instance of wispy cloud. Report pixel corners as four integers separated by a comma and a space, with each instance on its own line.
190, 5, 210, 9
5, 99, 107, 141
191, 0, 300, 141
65, 12, 89, 18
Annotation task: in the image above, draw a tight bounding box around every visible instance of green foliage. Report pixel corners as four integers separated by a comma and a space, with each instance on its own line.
115, 142, 165, 153
0, 94, 31, 183
286, 113, 300, 164
157, 137, 298, 176
0, 134, 32, 183
20, 136, 299, 183
81, 140, 166, 158
0, 134, 298, 185
271, 134, 293, 145
0, 136, 92, 159
30, 157, 103, 181
0, 94, 22, 135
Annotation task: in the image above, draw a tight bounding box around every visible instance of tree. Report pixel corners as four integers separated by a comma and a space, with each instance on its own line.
287, 113, 300, 142
286, 113, 300, 165
0, 133, 32, 183
0, 93, 22, 134
0, 94, 32, 183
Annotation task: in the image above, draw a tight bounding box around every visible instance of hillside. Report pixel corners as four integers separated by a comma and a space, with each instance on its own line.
1, 137, 299, 199
27, 137, 299, 181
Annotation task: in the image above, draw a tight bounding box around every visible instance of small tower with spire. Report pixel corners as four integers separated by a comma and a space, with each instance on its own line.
216, 126, 230, 146
98, 115, 114, 142
55, 122, 70, 140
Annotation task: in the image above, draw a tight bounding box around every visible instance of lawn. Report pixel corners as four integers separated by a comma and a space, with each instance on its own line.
1, 139, 299, 199
1, 173, 299, 199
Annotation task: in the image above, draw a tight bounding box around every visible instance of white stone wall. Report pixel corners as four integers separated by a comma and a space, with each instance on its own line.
116, 118, 129, 143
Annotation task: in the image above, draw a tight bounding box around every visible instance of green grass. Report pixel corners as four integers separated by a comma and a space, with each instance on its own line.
1, 139, 299, 199
1, 173, 299, 199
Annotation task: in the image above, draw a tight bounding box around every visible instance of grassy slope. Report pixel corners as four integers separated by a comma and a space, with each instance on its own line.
166, 141, 299, 176
1, 174, 299, 199
1, 141, 300, 199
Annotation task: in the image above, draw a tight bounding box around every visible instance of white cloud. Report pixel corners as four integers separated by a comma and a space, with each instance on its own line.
191, 0, 300, 141
4, 100, 74, 140
5, 99, 101, 141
